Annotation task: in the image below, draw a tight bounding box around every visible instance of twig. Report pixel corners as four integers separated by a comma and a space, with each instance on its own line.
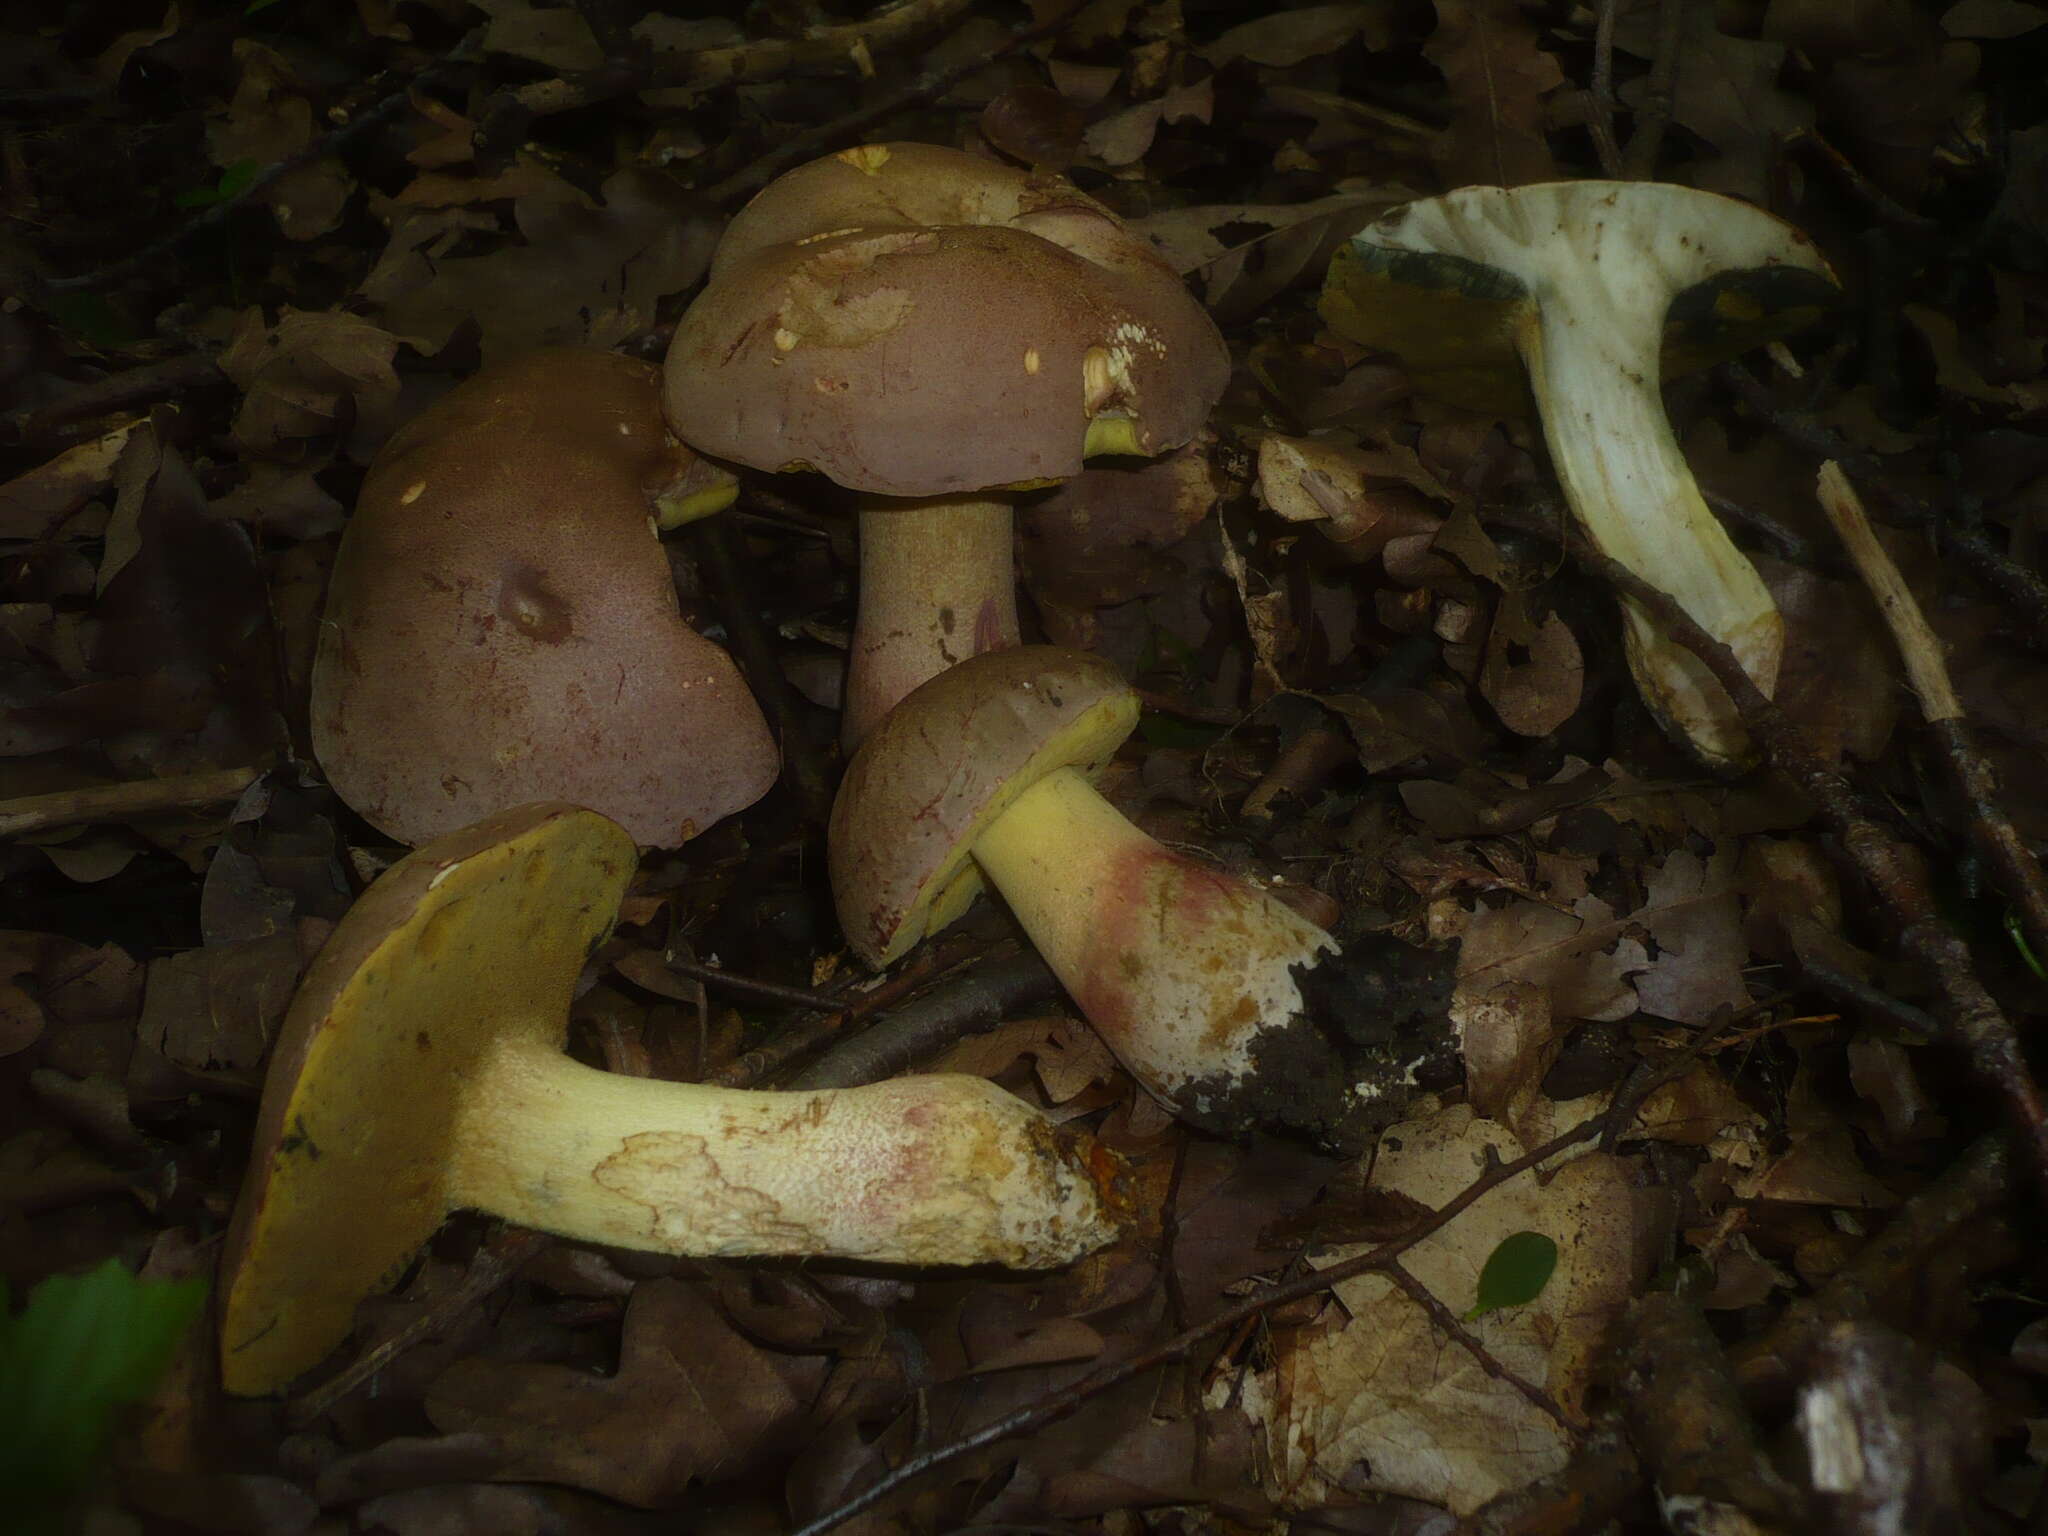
285, 1226, 551, 1425
0, 765, 261, 839
1815, 462, 2048, 965
1719, 362, 2048, 650
704, 929, 980, 1088
1383, 1258, 1576, 1431
44, 34, 484, 296
1619, 0, 1686, 180
1490, 502, 2048, 1189
1587, 0, 1624, 178
702, 0, 1090, 207
476, 0, 975, 156
783, 945, 1061, 1089
1783, 128, 1937, 234
788, 1026, 1737, 1536
660, 954, 844, 1013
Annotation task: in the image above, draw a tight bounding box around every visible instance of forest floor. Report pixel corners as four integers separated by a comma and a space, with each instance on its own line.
4, 1, 2048, 1533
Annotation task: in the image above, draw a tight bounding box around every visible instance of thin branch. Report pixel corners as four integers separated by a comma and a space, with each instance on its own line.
1719, 361, 2048, 650
1490, 501, 2048, 1189
0, 765, 261, 839
1383, 1258, 1577, 1431
1815, 461, 2048, 1013
1619, 0, 1686, 180
788, 1022, 1737, 1536
1587, 0, 1624, 177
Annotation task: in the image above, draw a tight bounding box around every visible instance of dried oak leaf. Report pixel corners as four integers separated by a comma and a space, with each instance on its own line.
425, 1277, 828, 1507
1249, 1104, 1654, 1514
1424, 0, 1563, 189
363, 167, 717, 364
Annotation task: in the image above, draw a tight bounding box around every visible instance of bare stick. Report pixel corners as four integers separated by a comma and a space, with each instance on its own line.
0, 765, 260, 840
1620, 0, 1686, 180
1587, 0, 1624, 177
1383, 1258, 1577, 1431
1719, 362, 2048, 649
1814, 462, 2048, 978
1488, 502, 2048, 1189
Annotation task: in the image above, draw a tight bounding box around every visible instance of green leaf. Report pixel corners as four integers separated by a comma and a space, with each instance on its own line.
0, 1258, 208, 1523
2008, 908, 2046, 981
174, 158, 261, 209
1464, 1230, 1558, 1321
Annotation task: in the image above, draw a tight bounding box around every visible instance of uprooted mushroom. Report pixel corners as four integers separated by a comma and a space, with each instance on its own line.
830, 646, 1457, 1151
663, 141, 1230, 747
1320, 181, 1840, 766
311, 348, 777, 848
219, 802, 1124, 1396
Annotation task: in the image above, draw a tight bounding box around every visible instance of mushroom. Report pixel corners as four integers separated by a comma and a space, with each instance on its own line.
1319, 181, 1840, 765
311, 348, 777, 848
219, 801, 1122, 1396
830, 646, 1448, 1148
663, 142, 1230, 747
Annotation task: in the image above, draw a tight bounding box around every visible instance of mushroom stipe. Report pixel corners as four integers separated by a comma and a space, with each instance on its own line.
830, 647, 1457, 1149
219, 802, 1122, 1397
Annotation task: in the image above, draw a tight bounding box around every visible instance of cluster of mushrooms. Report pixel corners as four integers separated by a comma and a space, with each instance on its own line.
222, 145, 1839, 1394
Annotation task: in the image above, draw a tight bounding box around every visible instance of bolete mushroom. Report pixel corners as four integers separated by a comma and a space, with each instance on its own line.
830, 646, 1452, 1148
1319, 181, 1840, 765
311, 348, 777, 847
663, 142, 1230, 747
219, 801, 1121, 1396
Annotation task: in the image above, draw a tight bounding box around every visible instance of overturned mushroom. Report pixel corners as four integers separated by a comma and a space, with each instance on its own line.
831, 647, 1453, 1149
219, 801, 1122, 1396
664, 142, 1229, 746
312, 348, 776, 847
1320, 181, 1839, 765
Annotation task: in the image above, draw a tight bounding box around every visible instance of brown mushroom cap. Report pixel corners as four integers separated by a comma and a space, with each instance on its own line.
219, 802, 635, 1395
311, 349, 777, 847
830, 646, 1138, 966
664, 143, 1229, 498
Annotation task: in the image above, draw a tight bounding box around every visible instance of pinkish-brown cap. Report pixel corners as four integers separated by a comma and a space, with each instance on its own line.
829, 646, 1138, 967
665, 143, 1229, 499
311, 348, 777, 847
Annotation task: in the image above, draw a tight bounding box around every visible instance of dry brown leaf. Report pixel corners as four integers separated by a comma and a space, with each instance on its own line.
426, 1278, 828, 1507
1424, 0, 1563, 189
1248, 1104, 1651, 1513
1478, 591, 1583, 738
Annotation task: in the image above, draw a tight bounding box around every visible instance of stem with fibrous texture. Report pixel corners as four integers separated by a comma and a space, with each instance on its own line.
966, 765, 1335, 1114
1517, 275, 1781, 768
446, 1041, 1113, 1268
843, 495, 1018, 748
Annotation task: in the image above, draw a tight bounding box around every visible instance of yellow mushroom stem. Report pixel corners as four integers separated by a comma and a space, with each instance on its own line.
1517, 292, 1782, 768
845, 495, 1018, 748
966, 764, 1336, 1110
443, 1046, 1111, 1267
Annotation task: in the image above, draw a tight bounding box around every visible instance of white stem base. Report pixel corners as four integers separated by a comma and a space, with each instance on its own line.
448, 1044, 1114, 1268
1521, 299, 1781, 766
968, 766, 1336, 1111
843, 496, 1019, 748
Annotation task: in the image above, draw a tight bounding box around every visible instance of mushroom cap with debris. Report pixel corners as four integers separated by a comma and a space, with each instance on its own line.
665, 142, 1229, 498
